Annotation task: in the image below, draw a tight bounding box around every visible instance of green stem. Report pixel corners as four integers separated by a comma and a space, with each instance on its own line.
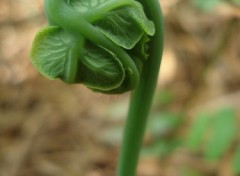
117, 0, 164, 175
64, 38, 84, 83
84, 0, 132, 22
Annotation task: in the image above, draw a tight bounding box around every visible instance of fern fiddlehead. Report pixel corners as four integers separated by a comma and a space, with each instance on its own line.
30, 0, 163, 175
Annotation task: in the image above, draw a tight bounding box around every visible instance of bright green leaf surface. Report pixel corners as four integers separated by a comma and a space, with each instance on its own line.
95, 1, 155, 49
130, 1, 155, 36
142, 139, 181, 158
204, 108, 236, 160
68, 0, 155, 49
147, 112, 182, 138
233, 145, 240, 174
193, 0, 222, 11
31, 26, 74, 80
231, 0, 240, 5
95, 7, 144, 49
31, 0, 156, 93
69, 0, 108, 12
78, 43, 125, 91
186, 112, 211, 151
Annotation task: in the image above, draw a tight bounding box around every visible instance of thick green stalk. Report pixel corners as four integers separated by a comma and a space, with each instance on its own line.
64, 38, 84, 83
117, 0, 164, 176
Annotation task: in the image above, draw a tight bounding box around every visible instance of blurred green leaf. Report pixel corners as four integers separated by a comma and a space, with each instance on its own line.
186, 112, 211, 151
181, 167, 204, 176
192, 0, 222, 11
142, 139, 181, 158
230, 0, 240, 5
147, 112, 182, 138
142, 140, 168, 157
232, 145, 240, 174
204, 108, 236, 160
154, 89, 175, 106
143, 112, 182, 158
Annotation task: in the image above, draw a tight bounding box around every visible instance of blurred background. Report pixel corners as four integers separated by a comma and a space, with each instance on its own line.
0, 0, 240, 175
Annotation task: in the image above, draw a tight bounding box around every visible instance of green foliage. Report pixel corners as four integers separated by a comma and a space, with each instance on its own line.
142, 112, 182, 158
30, 0, 155, 93
142, 91, 180, 159
231, 0, 240, 5
154, 89, 175, 106
204, 108, 236, 159
186, 107, 239, 173
31, 26, 125, 90
181, 167, 204, 176
142, 139, 181, 158
31, 27, 72, 81
78, 42, 125, 90
192, 0, 240, 11
147, 112, 182, 138
94, 3, 155, 49
192, 0, 222, 11
233, 145, 240, 174
186, 108, 237, 160
186, 112, 212, 151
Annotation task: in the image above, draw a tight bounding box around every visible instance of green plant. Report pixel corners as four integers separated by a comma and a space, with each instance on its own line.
30, 0, 164, 176
192, 0, 222, 11
192, 0, 240, 11
142, 112, 182, 158
186, 108, 240, 174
